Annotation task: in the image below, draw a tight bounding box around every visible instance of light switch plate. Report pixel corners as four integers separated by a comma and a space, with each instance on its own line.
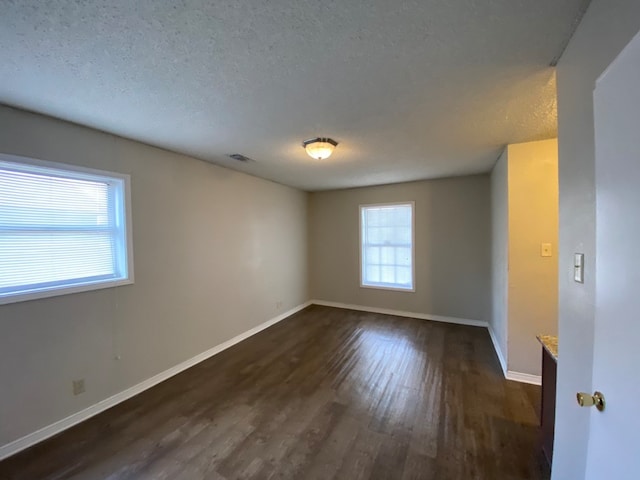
574, 253, 584, 283
541, 243, 552, 257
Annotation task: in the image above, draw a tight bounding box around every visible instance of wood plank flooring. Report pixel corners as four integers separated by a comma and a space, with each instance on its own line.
0, 305, 550, 480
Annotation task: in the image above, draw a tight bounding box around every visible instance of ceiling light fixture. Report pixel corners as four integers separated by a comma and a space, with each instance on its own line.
302, 137, 338, 160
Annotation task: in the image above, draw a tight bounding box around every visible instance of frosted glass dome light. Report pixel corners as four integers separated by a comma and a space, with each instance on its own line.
302, 137, 338, 160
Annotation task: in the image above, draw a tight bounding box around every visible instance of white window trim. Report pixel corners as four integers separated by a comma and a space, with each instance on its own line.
0, 153, 135, 305
359, 201, 416, 293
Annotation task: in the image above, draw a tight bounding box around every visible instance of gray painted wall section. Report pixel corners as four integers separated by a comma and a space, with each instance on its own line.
0, 106, 309, 448
309, 176, 491, 322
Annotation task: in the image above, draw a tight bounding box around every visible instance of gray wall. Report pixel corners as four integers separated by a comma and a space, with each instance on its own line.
554, 1, 640, 478
309, 175, 491, 322
0, 106, 309, 449
490, 149, 508, 367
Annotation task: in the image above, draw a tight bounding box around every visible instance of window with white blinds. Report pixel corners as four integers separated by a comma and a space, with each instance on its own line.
360, 202, 415, 291
0, 155, 133, 304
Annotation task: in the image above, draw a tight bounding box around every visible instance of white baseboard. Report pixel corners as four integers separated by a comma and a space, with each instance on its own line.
310, 300, 488, 328
0, 301, 312, 461
486, 326, 541, 385
505, 371, 542, 386
487, 326, 508, 375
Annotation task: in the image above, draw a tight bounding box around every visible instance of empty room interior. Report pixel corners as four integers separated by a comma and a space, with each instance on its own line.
1, 1, 639, 479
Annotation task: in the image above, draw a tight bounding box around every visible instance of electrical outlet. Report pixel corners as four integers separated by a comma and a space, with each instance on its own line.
72, 379, 85, 396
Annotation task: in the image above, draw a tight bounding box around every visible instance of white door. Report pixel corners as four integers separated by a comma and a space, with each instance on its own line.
587, 31, 640, 479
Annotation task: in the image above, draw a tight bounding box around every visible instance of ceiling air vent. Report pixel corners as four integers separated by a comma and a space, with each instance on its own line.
227, 153, 254, 163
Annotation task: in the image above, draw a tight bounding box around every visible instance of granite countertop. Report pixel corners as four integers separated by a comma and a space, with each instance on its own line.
537, 335, 558, 361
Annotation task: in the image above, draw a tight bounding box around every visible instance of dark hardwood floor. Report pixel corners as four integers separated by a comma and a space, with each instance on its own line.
0, 305, 550, 480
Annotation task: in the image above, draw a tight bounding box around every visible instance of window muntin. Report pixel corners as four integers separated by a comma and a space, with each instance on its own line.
360, 202, 414, 291
0, 155, 133, 304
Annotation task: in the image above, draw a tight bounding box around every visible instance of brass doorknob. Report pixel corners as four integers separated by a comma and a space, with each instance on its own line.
576, 391, 606, 411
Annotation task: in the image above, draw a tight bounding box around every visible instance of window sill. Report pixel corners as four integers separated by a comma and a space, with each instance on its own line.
359, 283, 415, 293
0, 278, 134, 306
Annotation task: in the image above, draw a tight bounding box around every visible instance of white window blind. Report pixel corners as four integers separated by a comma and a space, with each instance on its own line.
0, 156, 133, 304
360, 203, 414, 291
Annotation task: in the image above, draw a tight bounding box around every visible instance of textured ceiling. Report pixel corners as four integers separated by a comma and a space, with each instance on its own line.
0, 0, 587, 191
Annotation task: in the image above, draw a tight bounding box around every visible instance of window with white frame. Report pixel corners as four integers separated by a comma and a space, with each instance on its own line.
360, 202, 414, 291
0, 154, 133, 305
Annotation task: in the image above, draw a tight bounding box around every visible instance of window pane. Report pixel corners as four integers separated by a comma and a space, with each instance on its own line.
380, 246, 394, 265
379, 227, 394, 244
367, 226, 382, 244
396, 266, 412, 286
365, 246, 380, 264
366, 208, 381, 227
361, 203, 413, 290
394, 207, 411, 226
396, 247, 411, 266
380, 266, 395, 284
379, 208, 393, 225
0, 170, 111, 227
392, 226, 411, 244
365, 265, 380, 283
0, 233, 114, 289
